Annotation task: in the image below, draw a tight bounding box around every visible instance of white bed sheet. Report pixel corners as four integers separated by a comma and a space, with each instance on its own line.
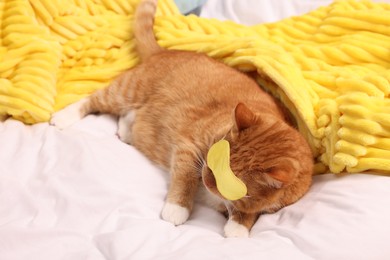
1, 1, 390, 259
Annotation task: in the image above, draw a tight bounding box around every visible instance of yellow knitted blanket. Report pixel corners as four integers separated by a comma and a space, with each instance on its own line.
1, 0, 389, 174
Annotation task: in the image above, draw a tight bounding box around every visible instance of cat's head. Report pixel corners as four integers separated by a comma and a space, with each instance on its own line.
202, 103, 313, 214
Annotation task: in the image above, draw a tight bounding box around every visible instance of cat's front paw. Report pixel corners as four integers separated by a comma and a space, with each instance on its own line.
50, 99, 87, 129
161, 202, 189, 226
224, 219, 249, 238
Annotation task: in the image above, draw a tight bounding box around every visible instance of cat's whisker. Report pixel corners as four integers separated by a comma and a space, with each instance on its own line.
176, 159, 205, 176
177, 144, 205, 173
219, 134, 228, 142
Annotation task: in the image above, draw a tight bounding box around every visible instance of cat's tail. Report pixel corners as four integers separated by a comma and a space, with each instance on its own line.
134, 0, 162, 60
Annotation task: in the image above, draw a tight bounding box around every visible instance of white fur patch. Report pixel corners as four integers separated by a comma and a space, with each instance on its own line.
224, 219, 249, 238
161, 202, 189, 226
117, 111, 135, 143
50, 98, 87, 129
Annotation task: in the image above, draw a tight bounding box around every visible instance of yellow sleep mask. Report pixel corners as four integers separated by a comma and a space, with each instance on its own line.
207, 140, 247, 201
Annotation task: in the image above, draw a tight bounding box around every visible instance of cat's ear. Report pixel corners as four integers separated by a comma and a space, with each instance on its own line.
232, 103, 257, 134
264, 163, 296, 188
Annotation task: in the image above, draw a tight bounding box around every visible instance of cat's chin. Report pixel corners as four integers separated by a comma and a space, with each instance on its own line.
201, 168, 217, 191
196, 183, 226, 212
200, 169, 228, 209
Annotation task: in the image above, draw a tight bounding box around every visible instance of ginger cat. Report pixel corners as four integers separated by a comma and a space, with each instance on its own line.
51, 0, 313, 237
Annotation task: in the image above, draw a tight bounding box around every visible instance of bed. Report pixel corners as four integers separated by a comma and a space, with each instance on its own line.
1, 0, 390, 259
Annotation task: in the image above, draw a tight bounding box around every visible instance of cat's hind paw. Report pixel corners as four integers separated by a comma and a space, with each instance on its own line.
161, 202, 189, 226
224, 219, 249, 238
117, 111, 135, 144
50, 99, 87, 129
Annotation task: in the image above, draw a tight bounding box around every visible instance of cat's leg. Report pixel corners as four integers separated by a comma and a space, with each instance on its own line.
117, 111, 136, 144
161, 145, 200, 225
51, 70, 142, 129
224, 211, 259, 238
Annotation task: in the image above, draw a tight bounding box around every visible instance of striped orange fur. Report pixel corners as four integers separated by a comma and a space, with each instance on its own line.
73, 0, 313, 236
